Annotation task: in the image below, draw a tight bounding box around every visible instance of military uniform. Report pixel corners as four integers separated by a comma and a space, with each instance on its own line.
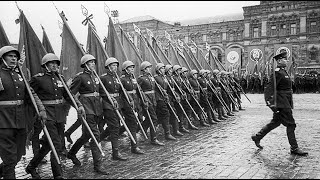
26, 71, 82, 179
210, 74, 225, 120
0, 63, 46, 179
137, 72, 164, 145
67, 68, 105, 171
252, 56, 308, 155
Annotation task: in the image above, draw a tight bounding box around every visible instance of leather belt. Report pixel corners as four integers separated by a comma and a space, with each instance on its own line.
109, 93, 119, 98
127, 90, 136, 94
203, 88, 207, 90
0, 100, 24, 106
194, 90, 200, 93
81, 92, 100, 98
42, 99, 64, 105
278, 90, 293, 94
144, 90, 154, 94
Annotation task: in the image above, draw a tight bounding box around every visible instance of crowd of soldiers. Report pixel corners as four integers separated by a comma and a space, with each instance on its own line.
239, 72, 320, 94
0, 45, 247, 179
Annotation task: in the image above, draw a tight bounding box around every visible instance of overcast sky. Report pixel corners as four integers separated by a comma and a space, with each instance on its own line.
0, 1, 259, 56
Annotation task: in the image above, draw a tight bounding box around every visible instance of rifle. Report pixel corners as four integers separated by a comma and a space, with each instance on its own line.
56, 72, 105, 157
225, 78, 242, 103
115, 73, 148, 140
229, 77, 251, 103
166, 75, 195, 127
196, 79, 216, 119
91, 69, 136, 144
18, 65, 61, 164
134, 73, 157, 135
219, 79, 240, 109
206, 78, 231, 113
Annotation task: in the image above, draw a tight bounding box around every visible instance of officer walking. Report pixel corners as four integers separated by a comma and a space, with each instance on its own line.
251, 52, 308, 156
137, 61, 165, 146
0, 46, 47, 179
67, 54, 109, 174
25, 53, 86, 179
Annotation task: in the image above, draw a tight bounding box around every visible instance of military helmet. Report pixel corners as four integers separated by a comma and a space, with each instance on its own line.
190, 69, 198, 76
199, 69, 207, 75
122, 60, 135, 70
155, 63, 165, 71
212, 69, 219, 74
181, 67, 188, 73
140, 61, 152, 71
220, 71, 227, 75
165, 64, 173, 72
80, 54, 96, 68
105, 57, 119, 67
173, 65, 182, 72
0, 46, 20, 60
206, 70, 211, 74
41, 53, 60, 67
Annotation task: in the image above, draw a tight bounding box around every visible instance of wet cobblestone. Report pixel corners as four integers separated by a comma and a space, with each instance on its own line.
2, 94, 320, 179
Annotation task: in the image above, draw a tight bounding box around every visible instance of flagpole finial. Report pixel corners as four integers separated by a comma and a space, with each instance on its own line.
52, 1, 60, 14
15, 1, 22, 12
104, 2, 110, 18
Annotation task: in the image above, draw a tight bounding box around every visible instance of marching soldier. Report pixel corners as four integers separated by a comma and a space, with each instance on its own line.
188, 69, 210, 127
99, 57, 128, 161
67, 54, 109, 174
227, 72, 240, 112
210, 69, 227, 120
219, 71, 235, 117
251, 52, 308, 156
164, 64, 184, 137
172, 65, 191, 133
0, 46, 47, 179
230, 71, 245, 111
119, 60, 145, 154
154, 63, 177, 141
25, 53, 86, 179
137, 61, 165, 146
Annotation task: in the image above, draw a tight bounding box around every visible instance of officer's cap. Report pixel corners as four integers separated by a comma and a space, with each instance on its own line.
273, 51, 287, 61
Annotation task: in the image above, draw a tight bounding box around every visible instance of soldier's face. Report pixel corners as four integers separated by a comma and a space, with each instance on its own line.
166, 68, 172, 75
2, 51, 18, 69
144, 67, 151, 74
46, 61, 59, 72
176, 69, 182, 74
159, 67, 165, 74
182, 71, 187, 77
109, 63, 118, 72
277, 58, 289, 66
193, 73, 198, 79
126, 65, 134, 74
86, 60, 96, 71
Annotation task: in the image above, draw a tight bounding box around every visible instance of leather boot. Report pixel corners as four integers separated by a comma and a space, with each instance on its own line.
290, 148, 308, 156
66, 153, 81, 166
165, 133, 177, 141
251, 135, 263, 149
251, 124, 275, 149
207, 110, 217, 124
50, 152, 63, 179
131, 132, 144, 154
111, 140, 127, 161
92, 146, 109, 175
64, 131, 73, 144
199, 114, 210, 127
179, 126, 190, 133
150, 138, 165, 146
26, 164, 41, 179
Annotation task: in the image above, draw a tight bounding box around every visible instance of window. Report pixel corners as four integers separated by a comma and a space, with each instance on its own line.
279, 24, 287, 36
310, 21, 317, 32
271, 25, 277, 36
253, 27, 259, 38
290, 23, 296, 35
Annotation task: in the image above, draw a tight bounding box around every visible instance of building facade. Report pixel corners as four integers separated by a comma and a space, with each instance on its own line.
117, 1, 320, 74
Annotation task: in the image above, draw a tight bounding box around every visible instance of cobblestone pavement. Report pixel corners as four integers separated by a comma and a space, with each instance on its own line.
4, 94, 320, 179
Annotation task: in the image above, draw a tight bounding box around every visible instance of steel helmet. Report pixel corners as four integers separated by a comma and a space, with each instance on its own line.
105, 57, 119, 68
190, 69, 198, 76
206, 70, 211, 74
80, 54, 96, 68
140, 61, 152, 71
155, 63, 165, 71
220, 71, 227, 75
0, 46, 20, 60
165, 64, 173, 72
212, 69, 219, 74
173, 65, 182, 72
122, 60, 135, 70
199, 69, 206, 75
41, 53, 60, 67
181, 67, 188, 73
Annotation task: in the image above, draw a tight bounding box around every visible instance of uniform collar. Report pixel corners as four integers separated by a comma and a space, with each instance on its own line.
83, 68, 92, 75
106, 69, 116, 76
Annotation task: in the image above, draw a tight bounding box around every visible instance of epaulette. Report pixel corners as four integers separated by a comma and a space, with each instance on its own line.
101, 73, 107, 77
75, 72, 83, 76
120, 75, 125, 78
275, 68, 280, 71
154, 74, 159, 77
34, 73, 44, 77
138, 75, 144, 78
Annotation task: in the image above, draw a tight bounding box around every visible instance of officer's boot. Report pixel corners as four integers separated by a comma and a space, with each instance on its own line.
162, 121, 176, 141
99, 127, 110, 142
172, 118, 183, 137
206, 109, 217, 125
0, 163, 3, 178
251, 124, 275, 149
187, 113, 199, 130
218, 108, 227, 120
179, 121, 190, 133
92, 144, 109, 175
50, 152, 63, 179
232, 103, 239, 112
111, 140, 127, 161
199, 113, 210, 127
222, 108, 230, 118
131, 132, 144, 154
211, 110, 221, 122
227, 104, 235, 116
150, 127, 165, 146
66, 140, 82, 166
26, 147, 48, 179
287, 126, 308, 156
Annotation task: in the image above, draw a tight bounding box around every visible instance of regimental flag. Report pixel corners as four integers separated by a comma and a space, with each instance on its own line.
106, 17, 129, 75
151, 36, 171, 65
208, 50, 226, 71
17, 10, 46, 80
0, 20, 10, 47
86, 20, 109, 76
59, 11, 85, 82
273, 44, 293, 73
186, 45, 202, 71
165, 31, 171, 41
41, 25, 55, 53
143, 35, 167, 65
182, 46, 198, 71
225, 48, 241, 72
119, 27, 143, 77
246, 46, 264, 76
195, 46, 211, 70
137, 31, 158, 74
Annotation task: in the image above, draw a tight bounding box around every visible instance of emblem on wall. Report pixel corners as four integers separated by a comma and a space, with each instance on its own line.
226, 50, 239, 64
249, 49, 263, 62
276, 47, 291, 59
